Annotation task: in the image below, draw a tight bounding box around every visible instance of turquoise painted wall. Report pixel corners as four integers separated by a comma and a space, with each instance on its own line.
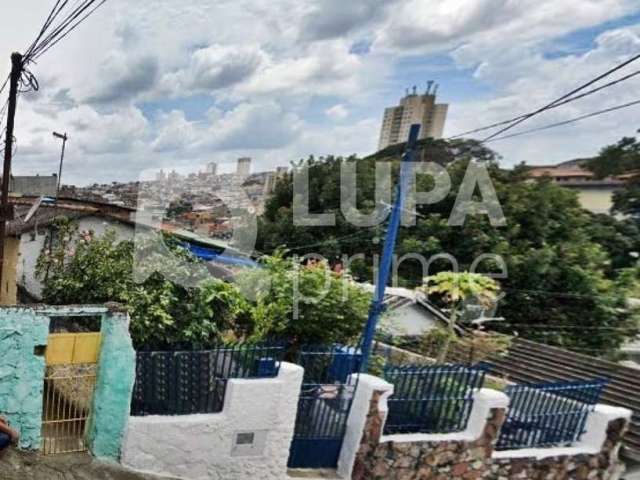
87, 310, 136, 461
0, 308, 49, 449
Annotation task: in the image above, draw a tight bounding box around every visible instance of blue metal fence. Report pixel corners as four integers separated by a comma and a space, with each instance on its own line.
383, 364, 487, 435
288, 345, 362, 469
130, 342, 285, 416
496, 379, 608, 450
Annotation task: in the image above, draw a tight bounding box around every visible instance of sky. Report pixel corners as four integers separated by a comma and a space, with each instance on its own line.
1, 0, 640, 185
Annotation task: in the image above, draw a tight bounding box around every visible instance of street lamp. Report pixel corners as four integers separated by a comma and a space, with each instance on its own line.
52, 131, 68, 202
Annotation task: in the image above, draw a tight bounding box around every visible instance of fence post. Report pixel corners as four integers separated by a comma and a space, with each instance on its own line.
337, 374, 394, 478
87, 306, 135, 461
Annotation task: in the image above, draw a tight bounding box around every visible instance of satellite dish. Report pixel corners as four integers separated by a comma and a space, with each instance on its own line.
24, 196, 44, 223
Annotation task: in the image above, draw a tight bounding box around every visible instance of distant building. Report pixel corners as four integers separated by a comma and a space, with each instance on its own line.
525, 160, 626, 215
8, 175, 57, 196
207, 162, 218, 176
378, 83, 448, 150
236, 157, 251, 177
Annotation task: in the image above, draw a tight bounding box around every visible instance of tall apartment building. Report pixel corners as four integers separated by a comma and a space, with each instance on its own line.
378, 83, 448, 150
236, 157, 251, 177
207, 161, 218, 176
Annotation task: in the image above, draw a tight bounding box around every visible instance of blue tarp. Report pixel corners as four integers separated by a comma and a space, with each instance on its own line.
184, 243, 259, 268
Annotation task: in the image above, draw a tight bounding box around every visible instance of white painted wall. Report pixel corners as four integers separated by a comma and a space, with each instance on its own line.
337, 374, 394, 479
121, 362, 304, 480
380, 303, 439, 337
16, 216, 134, 300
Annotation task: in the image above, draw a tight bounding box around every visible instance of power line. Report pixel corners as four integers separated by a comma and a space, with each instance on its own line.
24, 0, 67, 59
481, 51, 640, 142
448, 68, 640, 139
31, 0, 108, 61
24, 0, 109, 63
485, 98, 640, 143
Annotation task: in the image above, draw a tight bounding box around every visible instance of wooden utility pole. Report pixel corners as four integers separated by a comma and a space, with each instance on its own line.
0, 53, 23, 294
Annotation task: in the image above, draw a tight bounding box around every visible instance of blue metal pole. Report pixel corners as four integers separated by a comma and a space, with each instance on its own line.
360, 124, 421, 371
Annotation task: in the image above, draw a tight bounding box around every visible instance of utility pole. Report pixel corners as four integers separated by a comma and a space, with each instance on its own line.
0, 53, 23, 298
360, 124, 421, 371
53, 131, 68, 202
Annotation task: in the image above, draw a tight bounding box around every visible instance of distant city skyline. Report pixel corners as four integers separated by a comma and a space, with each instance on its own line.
1, 2, 640, 185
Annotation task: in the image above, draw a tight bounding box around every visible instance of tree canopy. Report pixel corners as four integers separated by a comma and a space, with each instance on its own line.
257, 138, 639, 356
37, 220, 370, 349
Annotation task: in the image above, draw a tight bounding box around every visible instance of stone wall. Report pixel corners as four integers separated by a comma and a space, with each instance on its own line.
348, 375, 631, 480
120, 362, 303, 480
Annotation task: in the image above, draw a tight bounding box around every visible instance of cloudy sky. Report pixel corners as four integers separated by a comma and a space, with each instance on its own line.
1, 0, 640, 185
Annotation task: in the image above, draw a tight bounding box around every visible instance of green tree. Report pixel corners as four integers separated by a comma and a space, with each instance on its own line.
37, 222, 371, 348
613, 176, 640, 220
237, 253, 371, 346
585, 136, 640, 178
257, 140, 638, 355
37, 219, 249, 348
420, 272, 499, 362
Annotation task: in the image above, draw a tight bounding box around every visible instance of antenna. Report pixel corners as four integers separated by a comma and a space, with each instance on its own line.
427, 80, 434, 94
412, 85, 417, 95
433, 83, 439, 96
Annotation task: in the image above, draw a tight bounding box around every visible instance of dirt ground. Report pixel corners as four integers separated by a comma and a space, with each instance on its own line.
0, 448, 175, 480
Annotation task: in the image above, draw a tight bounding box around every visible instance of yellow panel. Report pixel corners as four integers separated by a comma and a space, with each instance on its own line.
46, 332, 101, 366
72, 333, 101, 364
46, 334, 76, 366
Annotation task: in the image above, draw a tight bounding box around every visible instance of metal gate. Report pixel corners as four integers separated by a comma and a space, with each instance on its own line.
288, 346, 361, 469
42, 333, 100, 455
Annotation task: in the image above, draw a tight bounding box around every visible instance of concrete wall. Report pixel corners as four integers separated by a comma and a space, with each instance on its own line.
121, 362, 303, 480
345, 374, 632, 480
87, 308, 136, 461
10, 175, 57, 196
0, 307, 49, 448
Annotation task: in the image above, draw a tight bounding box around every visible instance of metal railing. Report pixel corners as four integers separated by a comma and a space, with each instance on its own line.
383, 364, 487, 435
288, 345, 361, 469
495, 378, 607, 450
42, 367, 97, 455
130, 342, 285, 416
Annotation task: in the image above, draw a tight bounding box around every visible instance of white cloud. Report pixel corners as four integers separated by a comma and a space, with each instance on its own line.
374, 0, 637, 56
86, 53, 160, 104
447, 25, 640, 165
200, 101, 303, 150
3, 0, 640, 184
160, 45, 265, 96
325, 104, 349, 119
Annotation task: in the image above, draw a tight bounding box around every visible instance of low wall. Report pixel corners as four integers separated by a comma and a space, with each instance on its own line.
87, 307, 136, 461
345, 374, 632, 480
0, 307, 49, 449
120, 362, 304, 480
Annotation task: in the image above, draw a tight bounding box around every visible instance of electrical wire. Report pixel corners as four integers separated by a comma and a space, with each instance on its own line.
27, 0, 108, 62
481, 51, 640, 142
448, 68, 640, 139
23, 0, 67, 59
484, 98, 640, 143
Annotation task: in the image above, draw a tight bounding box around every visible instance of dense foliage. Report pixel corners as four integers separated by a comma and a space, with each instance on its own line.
257, 138, 639, 356
37, 221, 370, 348
584, 136, 640, 220
421, 272, 500, 362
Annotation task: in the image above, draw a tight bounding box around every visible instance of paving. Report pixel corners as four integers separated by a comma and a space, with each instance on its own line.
0, 448, 174, 480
